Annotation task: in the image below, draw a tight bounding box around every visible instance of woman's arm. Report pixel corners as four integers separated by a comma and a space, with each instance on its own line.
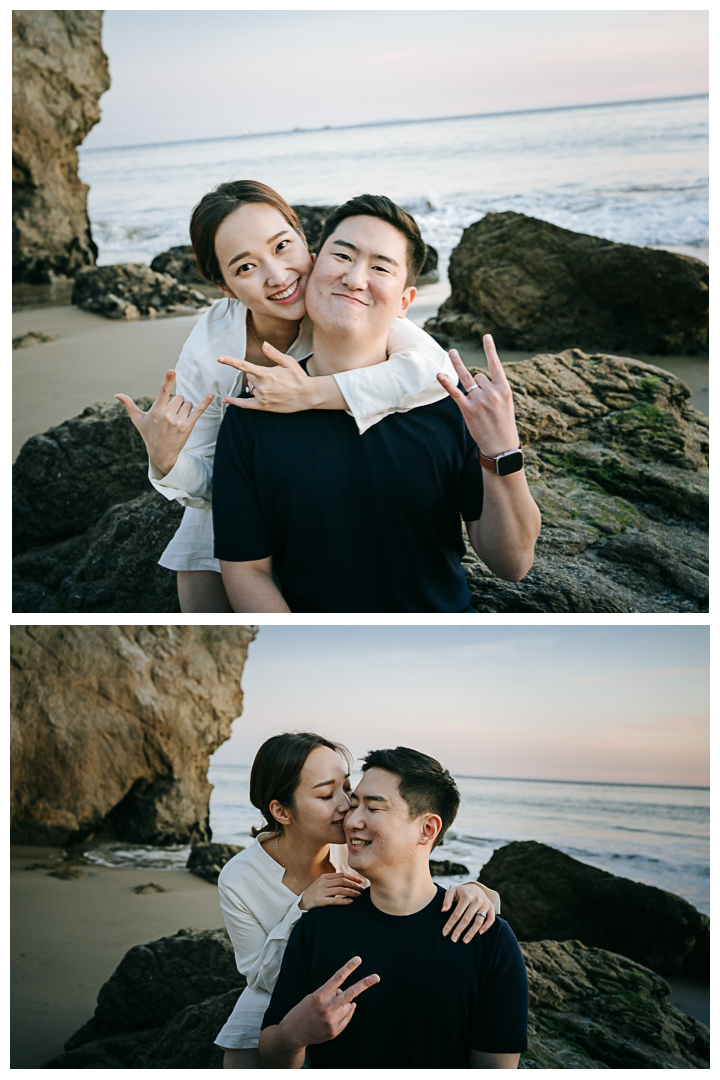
219, 877, 305, 995
218, 318, 458, 434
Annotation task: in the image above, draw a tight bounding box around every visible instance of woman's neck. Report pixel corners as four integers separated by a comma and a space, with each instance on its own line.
248, 309, 303, 355
263, 828, 332, 893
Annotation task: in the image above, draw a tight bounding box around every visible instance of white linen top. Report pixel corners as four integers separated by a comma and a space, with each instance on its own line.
216, 834, 357, 1047
149, 297, 457, 510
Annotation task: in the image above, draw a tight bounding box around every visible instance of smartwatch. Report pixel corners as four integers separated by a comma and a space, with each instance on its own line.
477, 445, 524, 476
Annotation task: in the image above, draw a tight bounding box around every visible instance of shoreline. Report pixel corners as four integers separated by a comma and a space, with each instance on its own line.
10, 845, 709, 1067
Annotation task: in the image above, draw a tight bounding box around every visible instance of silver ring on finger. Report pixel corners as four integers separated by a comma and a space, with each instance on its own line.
466, 383, 481, 394
478, 911, 487, 919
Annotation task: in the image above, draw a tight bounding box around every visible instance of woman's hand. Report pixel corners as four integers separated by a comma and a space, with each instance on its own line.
115, 369, 214, 478
298, 872, 365, 911
219, 342, 332, 412
437, 335, 521, 459
441, 881, 496, 943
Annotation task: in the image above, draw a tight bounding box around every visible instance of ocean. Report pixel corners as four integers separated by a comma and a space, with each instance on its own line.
83, 764, 710, 916
78, 94, 708, 279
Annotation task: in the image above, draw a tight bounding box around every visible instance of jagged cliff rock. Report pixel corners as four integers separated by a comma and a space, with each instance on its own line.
44, 930, 709, 1069
478, 841, 709, 979
10, 625, 257, 845
425, 212, 708, 355
13, 10, 109, 283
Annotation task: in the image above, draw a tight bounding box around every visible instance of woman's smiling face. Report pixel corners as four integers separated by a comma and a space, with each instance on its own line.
272, 745, 353, 845
214, 201, 312, 321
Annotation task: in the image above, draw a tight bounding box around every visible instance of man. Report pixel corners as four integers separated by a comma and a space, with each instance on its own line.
258, 747, 528, 1068
212, 194, 541, 611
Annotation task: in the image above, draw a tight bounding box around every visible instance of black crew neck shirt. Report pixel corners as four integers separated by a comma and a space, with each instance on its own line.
212, 365, 484, 613
261, 885, 528, 1068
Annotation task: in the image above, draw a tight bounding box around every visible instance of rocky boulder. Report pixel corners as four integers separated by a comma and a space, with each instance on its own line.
187, 842, 245, 883
463, 350, 708, 613
521, 939, 708, 1068
13, 399, 155, 555
64, 928, 244, 1051
10, 625, 257, 845
150, 244, 204, 284
429, 859, 470, 876
478, 841, 708, 979
72, 263, 211, 319
426, 212, 708, 355
12, 350, 708, 613
43, 930, 708, 1068
13, 11, 110, 283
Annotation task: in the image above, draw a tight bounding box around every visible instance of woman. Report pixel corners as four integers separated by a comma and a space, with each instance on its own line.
116, 181, 457, 613
215, 732, 501, 1068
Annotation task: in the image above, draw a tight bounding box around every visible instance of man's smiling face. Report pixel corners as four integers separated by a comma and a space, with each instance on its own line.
344, 767, 428, 875
305, 215, 416, 339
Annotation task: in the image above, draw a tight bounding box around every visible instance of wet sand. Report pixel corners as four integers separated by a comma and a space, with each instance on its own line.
10, 846, 226, 1068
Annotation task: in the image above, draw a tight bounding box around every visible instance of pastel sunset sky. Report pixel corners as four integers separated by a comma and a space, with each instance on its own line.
85, 10, 708, 148
212, 626, 709, 787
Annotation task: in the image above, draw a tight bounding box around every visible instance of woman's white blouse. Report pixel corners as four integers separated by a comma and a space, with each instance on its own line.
215, 834, 355, 1047
149, 297, 458, 509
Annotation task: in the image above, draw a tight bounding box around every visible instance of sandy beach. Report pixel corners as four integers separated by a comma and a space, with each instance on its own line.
11, 843, 709, 1068
10, 847, 227, 1068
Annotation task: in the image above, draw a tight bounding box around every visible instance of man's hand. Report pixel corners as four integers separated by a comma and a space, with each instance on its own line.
259, 957, 379, 1068
436, 336, 520, 459
115, 370, 214, 477
219, 342, 347, 412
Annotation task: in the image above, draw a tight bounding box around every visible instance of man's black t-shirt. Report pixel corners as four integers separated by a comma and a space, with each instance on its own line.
261, 886, 528, 1068
212, 370, 483, 613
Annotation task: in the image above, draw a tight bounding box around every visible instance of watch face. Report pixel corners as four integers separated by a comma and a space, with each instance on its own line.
497, 451, 524, 476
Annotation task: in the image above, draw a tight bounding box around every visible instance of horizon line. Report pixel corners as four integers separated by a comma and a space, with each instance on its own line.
210, 763, 708, 792
80, 91, 708, 155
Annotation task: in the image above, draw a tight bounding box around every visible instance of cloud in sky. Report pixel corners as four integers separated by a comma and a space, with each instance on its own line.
84, 10, 708, 148
212, 626, 709, 786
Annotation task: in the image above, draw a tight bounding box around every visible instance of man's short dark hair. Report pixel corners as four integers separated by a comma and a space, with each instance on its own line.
317, 194, 426, 287
361, 746, 460, 849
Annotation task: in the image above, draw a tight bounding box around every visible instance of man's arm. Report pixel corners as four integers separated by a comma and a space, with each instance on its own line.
259, 956, 380, 1069
470, 1051, 521, 1069
438, 338, 541, 581
466, 466, 541, 580
220, 557, 291, 612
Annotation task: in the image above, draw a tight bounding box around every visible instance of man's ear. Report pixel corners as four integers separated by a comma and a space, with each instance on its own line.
418, 813, 442, 847
396, 285, 417, 320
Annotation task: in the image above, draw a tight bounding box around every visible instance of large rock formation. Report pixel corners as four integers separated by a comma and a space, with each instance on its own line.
12, 350, 708, 613
463, 350, 708, 613
44, 928, 709, 1068
13, 11, 110, 283
10, 625, 257, 845
72, 264, 211, 319
478, 842, 709, 979
425, 212, 708, 355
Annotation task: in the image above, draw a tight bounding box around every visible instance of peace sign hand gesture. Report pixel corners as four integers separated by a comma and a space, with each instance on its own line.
278, 956, 379, 1051
115, 369, 214, 477
437, 335, 521, 460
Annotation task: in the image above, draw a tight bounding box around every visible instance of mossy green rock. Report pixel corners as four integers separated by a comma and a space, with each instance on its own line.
463, 349, 708, 612
519, 940, 709, 1069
